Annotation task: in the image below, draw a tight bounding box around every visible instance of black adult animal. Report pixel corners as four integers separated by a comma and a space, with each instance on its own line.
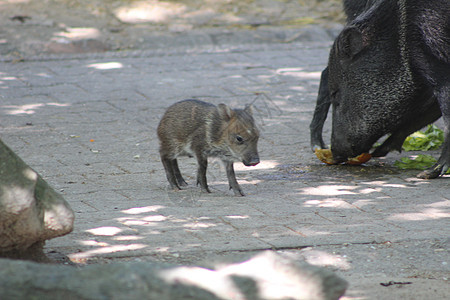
310, 0, 450, 179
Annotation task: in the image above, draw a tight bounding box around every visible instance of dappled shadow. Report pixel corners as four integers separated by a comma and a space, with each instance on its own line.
0, 57, 441, 267
61, 156, 449, 265
0, 60, 125, 118
0, 0, 344, 57
0, 41, 447, 300
1, 102, 70, 115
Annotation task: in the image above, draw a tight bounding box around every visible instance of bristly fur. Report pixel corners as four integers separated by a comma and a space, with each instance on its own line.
157, 99, 260, 196
310, 0, 450, 178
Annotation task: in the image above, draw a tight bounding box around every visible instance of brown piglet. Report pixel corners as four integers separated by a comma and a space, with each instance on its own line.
157, 99, 260, 196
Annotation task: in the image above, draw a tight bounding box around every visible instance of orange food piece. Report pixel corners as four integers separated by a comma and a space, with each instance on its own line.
346, 153, 372, 165
315, 148, 335, 165
315, 149, 372, 165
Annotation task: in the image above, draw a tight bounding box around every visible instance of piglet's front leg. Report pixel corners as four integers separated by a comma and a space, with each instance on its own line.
196, 154, 211, 193
224, 161, 244, 196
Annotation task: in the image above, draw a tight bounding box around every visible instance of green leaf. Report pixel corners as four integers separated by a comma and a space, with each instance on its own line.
402, 125, 444, 151
394, 154, 437, 170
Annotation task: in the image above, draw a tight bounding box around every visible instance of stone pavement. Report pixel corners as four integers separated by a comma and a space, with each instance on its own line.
0, 31, 448, 299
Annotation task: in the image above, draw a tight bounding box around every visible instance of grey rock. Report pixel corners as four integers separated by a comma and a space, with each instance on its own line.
0, 251, 348, 300
216, 251, 349, 300
0, 139, 74, 259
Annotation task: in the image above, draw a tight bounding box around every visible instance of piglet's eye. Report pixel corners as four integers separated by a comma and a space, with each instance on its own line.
236, 135, 244, 143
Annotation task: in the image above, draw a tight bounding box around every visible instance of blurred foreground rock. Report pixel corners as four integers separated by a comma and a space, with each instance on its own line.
0, 251, 348, 300
0, 139, 74, 260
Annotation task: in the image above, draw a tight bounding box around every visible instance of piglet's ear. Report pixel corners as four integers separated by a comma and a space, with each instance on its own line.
244, 104, 253, 115
339, 26, 366, 59
218, 103, 234, 121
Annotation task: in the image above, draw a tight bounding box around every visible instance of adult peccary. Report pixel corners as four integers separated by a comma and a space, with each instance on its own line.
310, 0, 377, 152
157, 99, 260, 196
310, 0, 449, 179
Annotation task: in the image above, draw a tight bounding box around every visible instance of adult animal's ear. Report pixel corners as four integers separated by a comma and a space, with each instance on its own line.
218, 103, 235, 121
339, 26, 367, 59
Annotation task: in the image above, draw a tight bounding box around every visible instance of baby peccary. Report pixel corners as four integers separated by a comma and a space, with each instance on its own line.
157, 99, 260, 196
